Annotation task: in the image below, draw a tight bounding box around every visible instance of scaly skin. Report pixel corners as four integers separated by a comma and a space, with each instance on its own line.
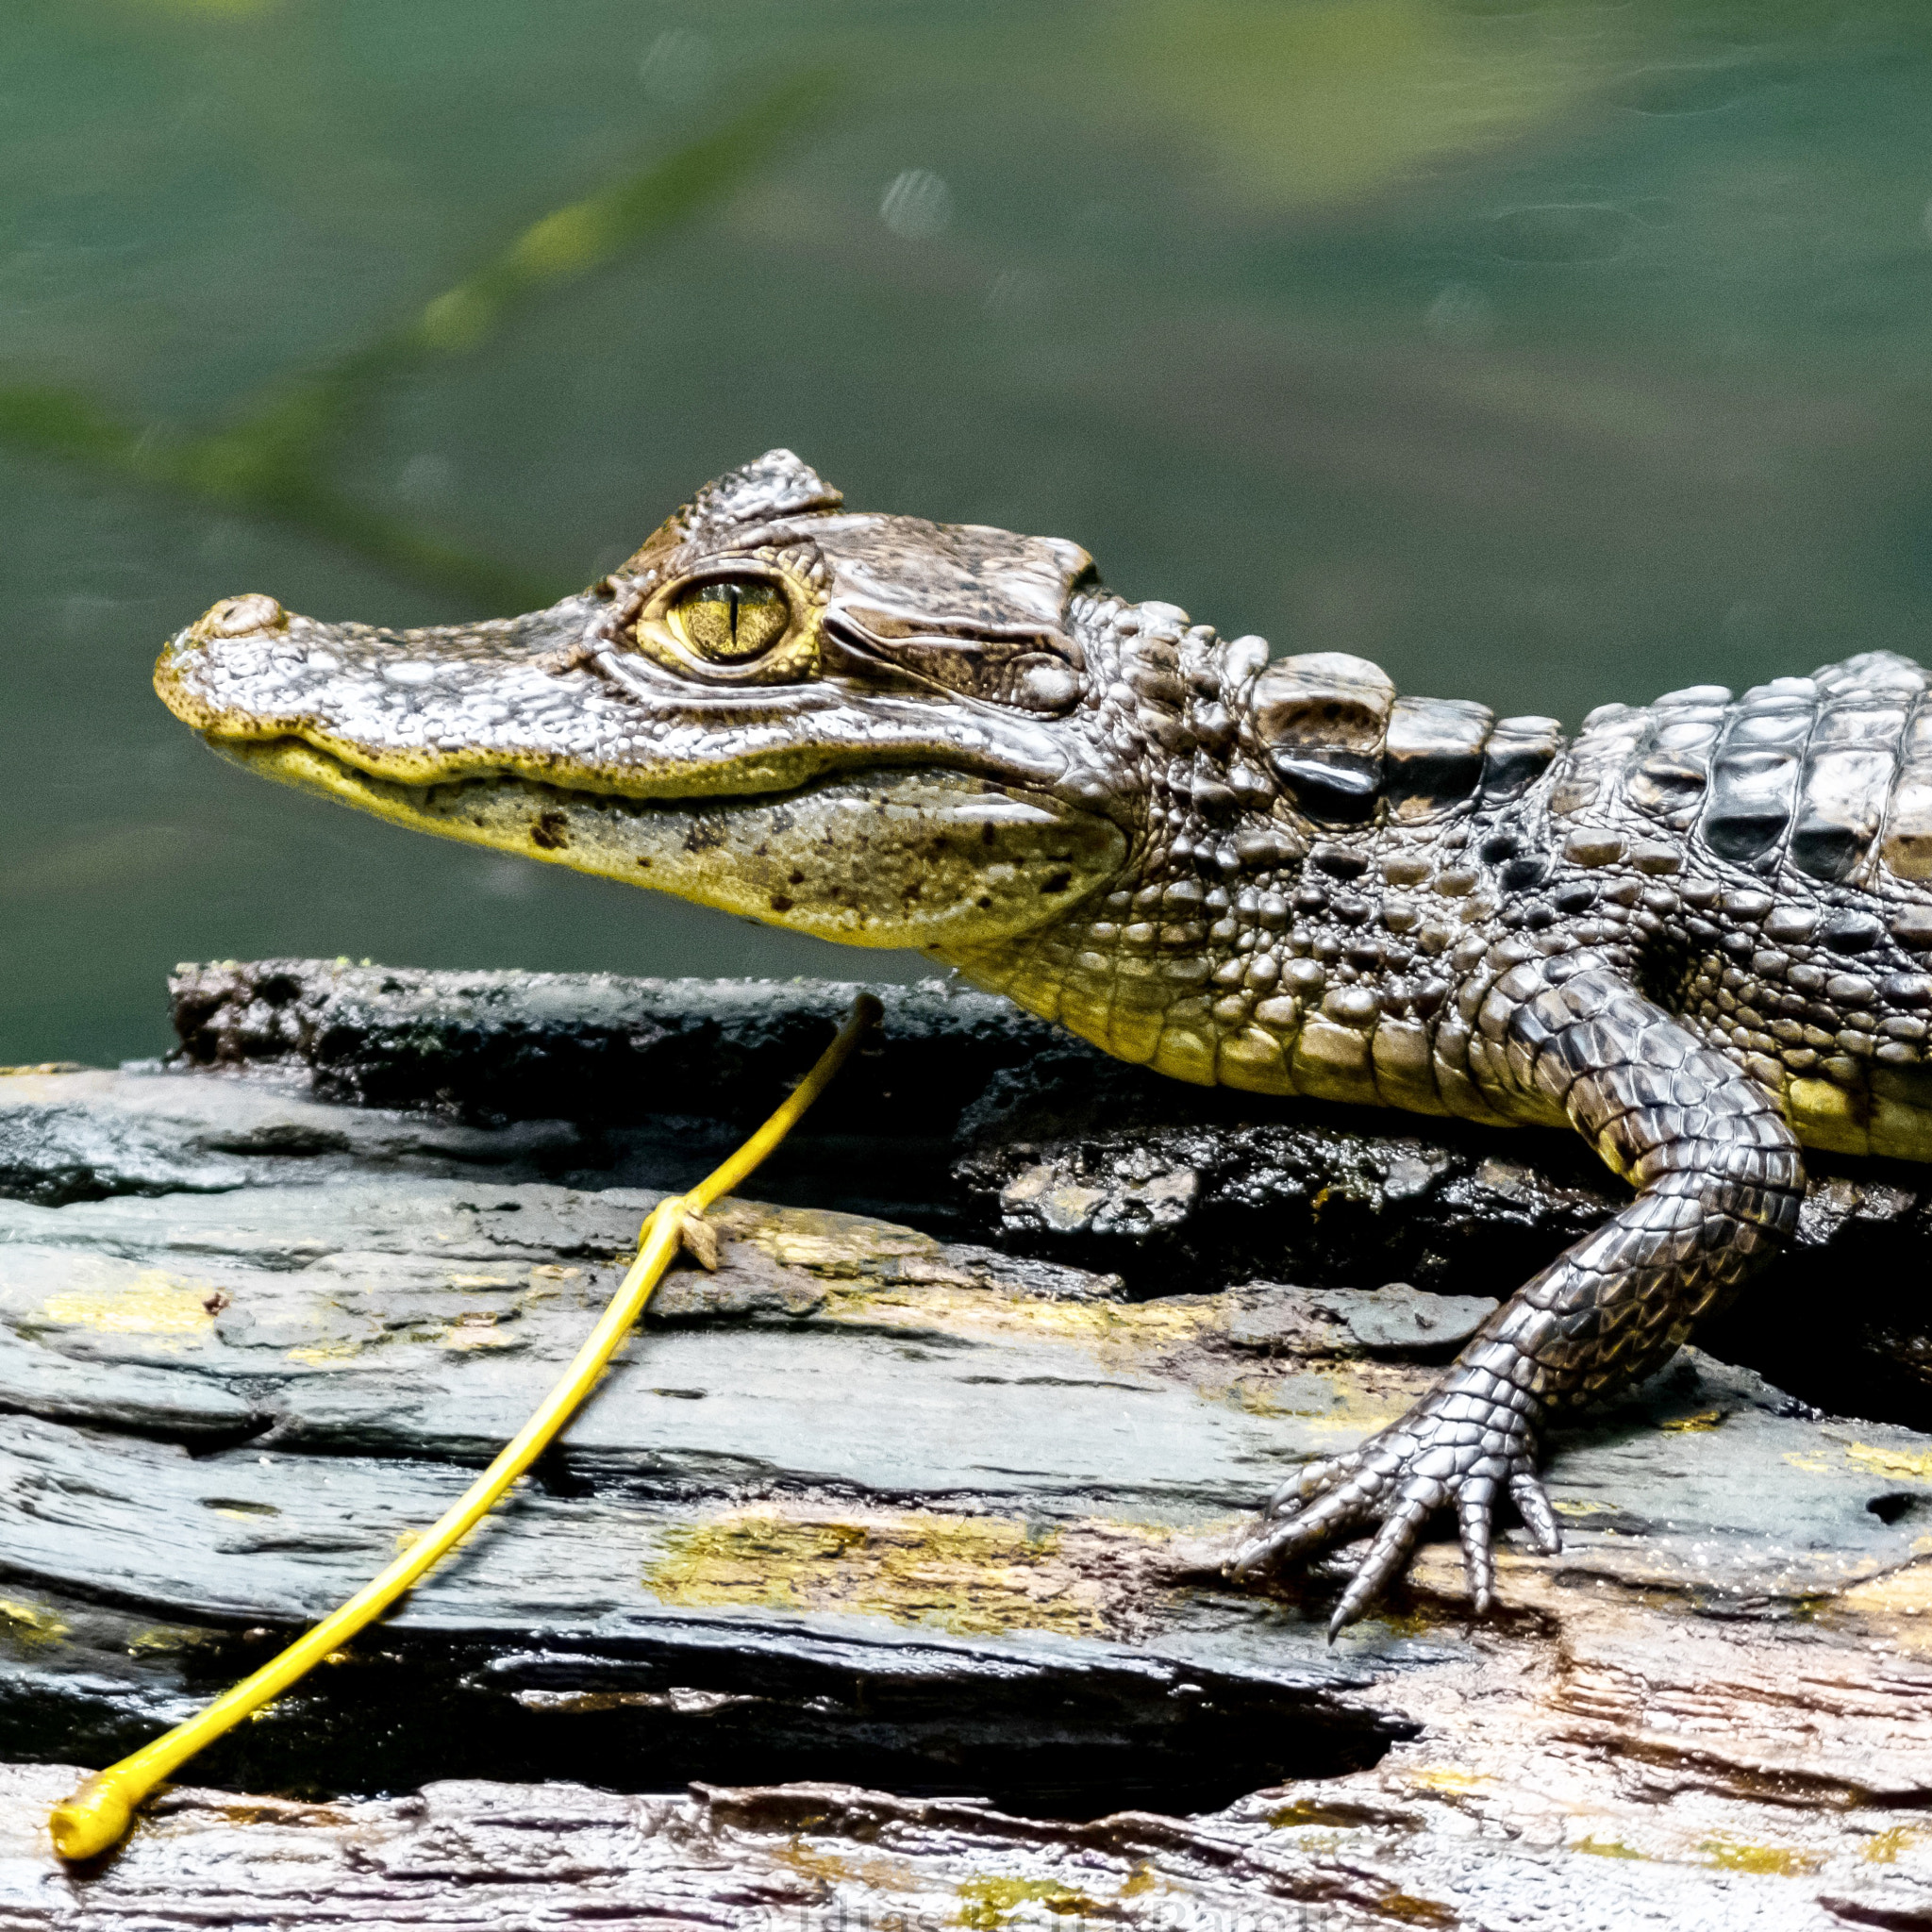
157, 450, 1932, 1634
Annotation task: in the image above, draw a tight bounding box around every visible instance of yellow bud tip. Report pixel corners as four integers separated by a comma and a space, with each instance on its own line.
49, 1774, 135, 1861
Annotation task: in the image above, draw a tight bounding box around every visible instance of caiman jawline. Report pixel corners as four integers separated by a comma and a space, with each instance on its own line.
207, 731, 1129, 956
204, 730, 868, 819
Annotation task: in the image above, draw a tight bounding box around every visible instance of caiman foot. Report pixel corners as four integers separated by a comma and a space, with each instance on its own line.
1226, 1381, 1562, 1637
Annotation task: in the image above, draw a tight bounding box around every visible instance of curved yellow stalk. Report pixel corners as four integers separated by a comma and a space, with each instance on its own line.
49, 993, 881, 1862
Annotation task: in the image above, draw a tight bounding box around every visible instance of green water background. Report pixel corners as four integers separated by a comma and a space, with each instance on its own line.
8, 0, 1932, 1065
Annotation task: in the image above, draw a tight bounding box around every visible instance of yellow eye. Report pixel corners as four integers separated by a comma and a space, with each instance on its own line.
672, 578, 791, 661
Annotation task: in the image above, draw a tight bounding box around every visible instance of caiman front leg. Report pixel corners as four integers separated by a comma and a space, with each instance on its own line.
1228, 955, 1806, 1634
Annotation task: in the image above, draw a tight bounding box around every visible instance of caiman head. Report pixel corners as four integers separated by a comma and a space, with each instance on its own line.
157, 449, 1540, 1091
156, 450, 1165, 989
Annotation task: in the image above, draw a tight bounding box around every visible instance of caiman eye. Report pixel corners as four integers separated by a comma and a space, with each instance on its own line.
627, 562, 819, 685
672, 578, 791, 661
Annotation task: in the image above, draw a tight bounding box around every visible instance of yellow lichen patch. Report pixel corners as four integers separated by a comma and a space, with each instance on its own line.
0, 1599, 69, 1651
1848, 1442, 1932, 1483
1699, 1839, 1821, 1877
40, 1270, 219, 1337
956, 1874, 1099, 1926
1574, 1839, 1646, 1861
1783, 1451, 1834, 1475
127, 1626, 212, 1657
285, 1340, 364, 1366
1303, 1410, 1403, 1434
1410, 1768, 1489, 1795
778, 1838, 922, 1896
1196, 1357, 1411, 1433
644, 1509, 1114, 1638
816, 1282, 1217, 1357
1863, 1827, 1917, 1865
1836, 1558, 1932, 1628
1659, 1409, 1727, 1435
1269, 1800, 1366, 1830
1359, 1598, 1441, 1641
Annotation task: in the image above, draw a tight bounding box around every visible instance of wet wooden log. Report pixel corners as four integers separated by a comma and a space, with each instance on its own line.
155, 957, 1932, 1427
5, 1759, 1930, 1930
1, 965, 1931, 1924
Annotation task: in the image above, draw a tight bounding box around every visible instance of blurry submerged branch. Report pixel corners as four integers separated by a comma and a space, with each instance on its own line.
0, 386, 561, 611
0, 70, 835, 610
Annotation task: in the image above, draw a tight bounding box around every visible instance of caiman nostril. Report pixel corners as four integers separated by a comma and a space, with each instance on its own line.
196, 593, 287, 639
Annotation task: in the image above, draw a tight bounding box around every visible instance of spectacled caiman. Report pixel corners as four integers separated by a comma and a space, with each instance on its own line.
153, 449, 1932, 1634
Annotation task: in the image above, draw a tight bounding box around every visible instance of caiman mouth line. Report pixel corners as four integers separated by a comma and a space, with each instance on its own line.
210, 730, 1129, 956
208, 730, 843, 823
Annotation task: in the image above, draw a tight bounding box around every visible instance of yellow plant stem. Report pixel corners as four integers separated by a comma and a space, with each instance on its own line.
49, 993, 881, 1862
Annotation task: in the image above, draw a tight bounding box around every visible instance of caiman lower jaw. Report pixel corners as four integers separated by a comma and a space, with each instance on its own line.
210, 735, 1128, 953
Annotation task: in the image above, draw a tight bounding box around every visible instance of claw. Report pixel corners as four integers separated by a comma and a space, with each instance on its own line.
1229, 1476, 1369, 1577
1508, 1469, 1563, 1556
1327, 1493, 1432, 1637
1458, 1477, 1496, 1618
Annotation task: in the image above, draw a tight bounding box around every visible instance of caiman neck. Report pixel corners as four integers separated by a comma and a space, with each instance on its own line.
932, 604, 1291, 1091
933, 601, 1499, 1111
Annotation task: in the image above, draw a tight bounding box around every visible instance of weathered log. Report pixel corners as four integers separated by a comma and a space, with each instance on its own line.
2, 965, 1932, 1924
156, 958, 1932, 1427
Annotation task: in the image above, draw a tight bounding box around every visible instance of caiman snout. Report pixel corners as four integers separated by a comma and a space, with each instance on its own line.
154, 593, 289, 732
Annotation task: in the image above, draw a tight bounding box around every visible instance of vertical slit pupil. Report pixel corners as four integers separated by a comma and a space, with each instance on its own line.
683, 579, 785, 658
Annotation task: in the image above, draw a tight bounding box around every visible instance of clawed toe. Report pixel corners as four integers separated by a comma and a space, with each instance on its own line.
1508, 1469, 1564, 1557
1227, 1491, 1354, 1578
1263, 1452, 1353, 1519
1229, 1420, 1554, 1631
